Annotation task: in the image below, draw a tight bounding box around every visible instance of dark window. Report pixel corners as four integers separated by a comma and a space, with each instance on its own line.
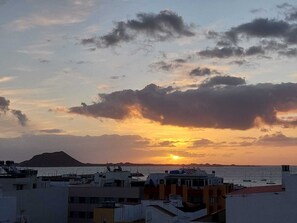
78, 212, 86, 218
16, 185, 23, 190
69, 211, 79, 218
32, 183, 37, 189
217, 189, 222, 196
88, 212, 93, 219
90, 197, 99, 204
79, 197, 86, 203
127, 198, 139, 203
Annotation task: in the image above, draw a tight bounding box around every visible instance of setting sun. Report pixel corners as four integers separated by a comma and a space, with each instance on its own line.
170, 154, 180, 161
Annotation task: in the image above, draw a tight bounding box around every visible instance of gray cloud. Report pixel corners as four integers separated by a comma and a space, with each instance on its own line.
151, 61, 178, 71
198, 46, 244, 58
39, 59, 50, 63
230, 59, 248, 66
189, 67, 221, 76
40, 129, 64, 134
245, 46, 265, 56
261, 40, 288, 51
198, 45, 268, 58
256, 132, 297, 147
277, 3, 297, 21
69, 82, 297, 130
250, 8, 266, 14
278, 48, 297, 57
225, 18, 297, 44
0, 96, 28, 126
0, 96, 10, 112
81, 10, 194, 47
173, 58, 187, 63
151, 140, 176, 147
151, 58, 188, 72
10, 109, 28, 126
287, 11, 297, 21
200, 75, 246, 88
191, 139, 214, 147
110, 75, 126, 80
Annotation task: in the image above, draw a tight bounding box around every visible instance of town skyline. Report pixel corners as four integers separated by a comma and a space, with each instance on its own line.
1, 0, 297, 164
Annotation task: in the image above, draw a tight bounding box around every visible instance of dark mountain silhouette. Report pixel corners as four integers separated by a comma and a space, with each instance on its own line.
20, 151, 84, 167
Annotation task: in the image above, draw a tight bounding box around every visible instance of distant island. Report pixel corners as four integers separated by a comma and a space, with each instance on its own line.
20, 151, 84, 167
19, 151, 255, 167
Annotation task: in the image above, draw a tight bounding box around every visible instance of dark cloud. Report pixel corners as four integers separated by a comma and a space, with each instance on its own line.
230, 59, 248, 66
198, 46, 244, 58
191, 139, 214, 147
151, 61, 176, 71
206, 30, 219, 39
198, 45, 267, 58
69, 82, 297, 130
10, 110, 28, 126
0, 96, 10, 112
216, 40, 232, 47
110, 75, 126, 80
189, 67, 221, 76
250, 8, 266, 14
173, 58, 187, 63
151, 140, 176, 147
287, 11, 297, 21
81, 38, 96, 45
39, 59, 50, 63
245, 46, 265, 56
81, 10, 194, 48
278, 48, 297, 57
277, 3, 297, 21
225, 18, 297, 44
40, 129, 64, 134
151, 60, 184, 72
200, 75, 246, 88
0, 96, 28, 126
256, 132, 297, 147
261, 40, 288, 51
277, 3, 293, 9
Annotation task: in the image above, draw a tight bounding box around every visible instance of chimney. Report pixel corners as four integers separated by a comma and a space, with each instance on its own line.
281, 165, 290, 190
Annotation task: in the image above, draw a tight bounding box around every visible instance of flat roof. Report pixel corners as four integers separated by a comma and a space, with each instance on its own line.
228, 185, 283, 196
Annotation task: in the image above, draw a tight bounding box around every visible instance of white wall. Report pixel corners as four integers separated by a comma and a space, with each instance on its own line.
143, 200, 207, 223
226, 174, 297, 223
16, 187, 69, 223
114, 204, 143, 222
0, 196, 17, 223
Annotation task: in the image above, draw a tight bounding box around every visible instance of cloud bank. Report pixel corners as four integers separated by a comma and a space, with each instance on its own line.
69, 82, 297, 130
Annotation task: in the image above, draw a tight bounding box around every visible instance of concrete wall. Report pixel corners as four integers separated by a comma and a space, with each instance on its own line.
16, 187, 69, 223
114, 204, 143, 222
0, 196, 16, 223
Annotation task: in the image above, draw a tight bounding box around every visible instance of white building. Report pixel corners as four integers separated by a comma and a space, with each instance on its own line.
226, 165, 297, 223
0, 162, 68, 223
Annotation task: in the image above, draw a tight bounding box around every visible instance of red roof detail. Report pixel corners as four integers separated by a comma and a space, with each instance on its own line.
228, 185, 283, 195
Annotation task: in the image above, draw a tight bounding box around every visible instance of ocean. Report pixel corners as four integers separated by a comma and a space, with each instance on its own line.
32, 165, 297, 187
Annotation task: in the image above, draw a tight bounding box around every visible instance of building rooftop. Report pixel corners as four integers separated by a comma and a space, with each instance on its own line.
228, 185, 283, 196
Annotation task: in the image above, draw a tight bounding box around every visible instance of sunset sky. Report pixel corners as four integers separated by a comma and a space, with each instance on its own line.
1, 0, 297, 165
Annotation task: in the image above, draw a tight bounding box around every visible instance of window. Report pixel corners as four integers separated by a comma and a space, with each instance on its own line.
79, 197, 86, 203
88, 212, 93, 219
16, 185, 23, 190
90, 197, 99, 204
78, 212, 86, 218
